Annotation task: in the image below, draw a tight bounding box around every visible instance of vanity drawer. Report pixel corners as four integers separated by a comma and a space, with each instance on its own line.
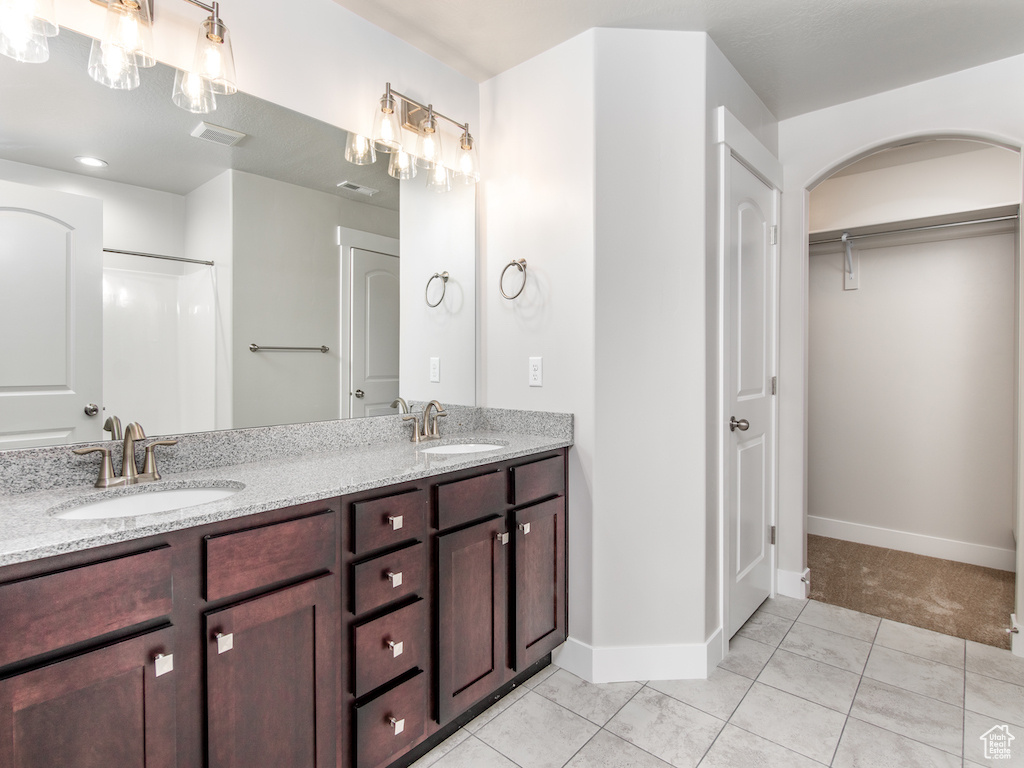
352, 599, 427, 697
352, 543, 425, 616
354, 671, 426, 768
205, 510, 337, 601
435, 470, 506, 531
511, 455, 565, 506
352, 489, 427, 556
0, 546, 173, 668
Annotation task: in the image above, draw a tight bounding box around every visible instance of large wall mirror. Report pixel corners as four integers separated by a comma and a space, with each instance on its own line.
0, 27, 476, 451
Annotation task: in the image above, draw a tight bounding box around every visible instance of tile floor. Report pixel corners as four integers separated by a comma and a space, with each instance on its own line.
410, 596, 1024, 768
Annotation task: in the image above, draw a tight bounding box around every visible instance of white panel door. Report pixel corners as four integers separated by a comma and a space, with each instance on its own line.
350, 248, 400, 418
0, 180, 103, 448
726, 157, 778, 637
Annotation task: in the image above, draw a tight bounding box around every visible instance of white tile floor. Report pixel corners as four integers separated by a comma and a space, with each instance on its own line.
410, 597, 1024, 768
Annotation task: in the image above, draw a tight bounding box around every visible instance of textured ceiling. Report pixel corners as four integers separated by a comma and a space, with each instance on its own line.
0, 28, 398, 208
330, 0, 1024, 119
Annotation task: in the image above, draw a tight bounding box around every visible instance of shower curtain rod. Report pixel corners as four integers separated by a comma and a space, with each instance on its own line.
811, 213, 1019, 246
103, 248, 215, 267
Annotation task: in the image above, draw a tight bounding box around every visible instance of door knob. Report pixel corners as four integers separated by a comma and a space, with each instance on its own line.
84, 403, 100, 416
729, 417, 750, 432
354, 389, 365, 399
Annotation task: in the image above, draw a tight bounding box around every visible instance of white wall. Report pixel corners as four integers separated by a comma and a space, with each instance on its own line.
0, 158, 184, 256
808, 227, 1016, 569
231, 171, 342, 428
399, 178, 476, 406
776, 54, 1024, 603
811, 146, 1020, 232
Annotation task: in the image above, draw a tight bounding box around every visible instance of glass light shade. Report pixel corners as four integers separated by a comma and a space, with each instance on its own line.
455, 134, 480, 185
172, 69, 216, 114
371, 94, 403, 152
100, 0, 154, 68
88, 36, 139, 90
414, 114, 442, 170
0, 0, 56, 63
387, 148, 417, 181
192, 16, 236, 95
344, 132, 376, 165
426, 163, 452, 194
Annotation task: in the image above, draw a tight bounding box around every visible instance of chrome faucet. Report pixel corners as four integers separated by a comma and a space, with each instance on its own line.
391, 397, 410, 414
103, 415, 122, 440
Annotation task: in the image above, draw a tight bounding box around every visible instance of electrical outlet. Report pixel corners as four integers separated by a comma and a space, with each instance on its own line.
429, 357, 440, 383
529, 357, 543, 387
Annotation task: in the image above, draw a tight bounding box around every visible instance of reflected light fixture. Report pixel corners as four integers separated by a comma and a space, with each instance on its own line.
87, 0, 154, 89
0, 0, 58, 63
388, 148, 417, 181
172, 67, 216, 113
359, 82, 480, 189
74, 155, 108, 167
344, 132, 376, 165
186, 0, 236, 95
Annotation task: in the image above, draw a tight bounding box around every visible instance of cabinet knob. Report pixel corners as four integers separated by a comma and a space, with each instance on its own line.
386, 571, 403, 588
387, 514, 404, 531
388, 716, 405, 736
386, 639, 404, 657
496, 532, 509, 545
519, 522, 531, 535
215, 632, 234, 654
153, 652, 174, 677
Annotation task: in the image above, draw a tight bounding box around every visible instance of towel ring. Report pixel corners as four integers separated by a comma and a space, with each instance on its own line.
500, 259, 527, 300
425, 271, 449, 308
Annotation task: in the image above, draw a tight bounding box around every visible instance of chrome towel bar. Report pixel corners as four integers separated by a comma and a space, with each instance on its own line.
249, 343, 329, 353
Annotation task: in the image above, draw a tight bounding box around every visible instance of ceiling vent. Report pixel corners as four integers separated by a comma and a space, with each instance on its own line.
190, 122, 246, 147
336, 181, 379, 196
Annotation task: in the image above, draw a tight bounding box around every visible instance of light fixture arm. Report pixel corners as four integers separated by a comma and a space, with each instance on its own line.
182, 0, 218, 18
386, 83, 471, 136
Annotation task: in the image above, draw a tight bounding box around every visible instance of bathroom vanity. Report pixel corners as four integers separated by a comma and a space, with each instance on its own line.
0, 409, 570, 768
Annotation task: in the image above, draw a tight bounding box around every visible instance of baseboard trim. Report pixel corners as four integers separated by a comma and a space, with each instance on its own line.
777, 567, 810, 599
808, 514, 1015, 571
552, 633, 720, 683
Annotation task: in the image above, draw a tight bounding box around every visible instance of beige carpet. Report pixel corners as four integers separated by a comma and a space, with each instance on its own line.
807, 534, 1015, 649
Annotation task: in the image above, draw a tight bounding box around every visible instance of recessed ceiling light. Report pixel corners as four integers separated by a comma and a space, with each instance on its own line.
74, 156, 108, 168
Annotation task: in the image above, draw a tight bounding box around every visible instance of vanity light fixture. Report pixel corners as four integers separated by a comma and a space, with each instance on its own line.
344, 132, 376, 165
364, 82, 479, 187
0, 0, 58, 63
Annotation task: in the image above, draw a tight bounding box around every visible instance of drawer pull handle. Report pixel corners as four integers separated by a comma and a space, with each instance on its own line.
388, 514, 404, 531
386, 639, 404, 657
154, 652, 174, 677
387, 571, 403, 588
388, 716, 405, 736
215, 632, 234, 654
519, 522, 531, 535
496, 532, 509, 545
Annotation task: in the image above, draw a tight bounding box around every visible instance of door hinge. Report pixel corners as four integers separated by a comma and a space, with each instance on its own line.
771, 376, 777, 396
769, 225, 778, 246
770, 525, 776, 545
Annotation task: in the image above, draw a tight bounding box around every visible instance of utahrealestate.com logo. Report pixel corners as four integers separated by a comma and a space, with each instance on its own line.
981, 725, 1015, 760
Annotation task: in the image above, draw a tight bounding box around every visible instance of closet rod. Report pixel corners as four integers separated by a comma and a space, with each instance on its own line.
812, 213, 1019, 246
104, 248, 215, 267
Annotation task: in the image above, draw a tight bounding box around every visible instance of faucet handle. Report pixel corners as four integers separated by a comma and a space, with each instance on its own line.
142, 440, 178, 480
72, 446, 117, 488
402, 413, 422, 443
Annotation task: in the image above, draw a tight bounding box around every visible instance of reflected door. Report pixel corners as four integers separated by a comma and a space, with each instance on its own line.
350, 248, 399, 418
0, 180, 103, 448
726, 157, 778, 636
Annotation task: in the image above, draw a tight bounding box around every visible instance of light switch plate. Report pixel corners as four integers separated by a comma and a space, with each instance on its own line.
429, 357, 440, 383
529, 357, 543, 387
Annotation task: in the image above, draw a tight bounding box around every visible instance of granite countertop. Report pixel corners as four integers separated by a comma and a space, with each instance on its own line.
0, 431, 570, 567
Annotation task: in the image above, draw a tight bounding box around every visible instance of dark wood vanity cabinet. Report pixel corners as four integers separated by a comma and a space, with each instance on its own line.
0, 446, 567, 768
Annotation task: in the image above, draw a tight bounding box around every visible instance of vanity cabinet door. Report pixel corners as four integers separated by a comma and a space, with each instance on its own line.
512, 497, 567, 671
205, 575, 335, 768
436, 516, 508, 723
0, 626, 176, 768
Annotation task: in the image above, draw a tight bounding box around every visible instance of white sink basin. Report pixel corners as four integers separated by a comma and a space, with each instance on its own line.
418, 443, 503, 455
54, 485, 242, 520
